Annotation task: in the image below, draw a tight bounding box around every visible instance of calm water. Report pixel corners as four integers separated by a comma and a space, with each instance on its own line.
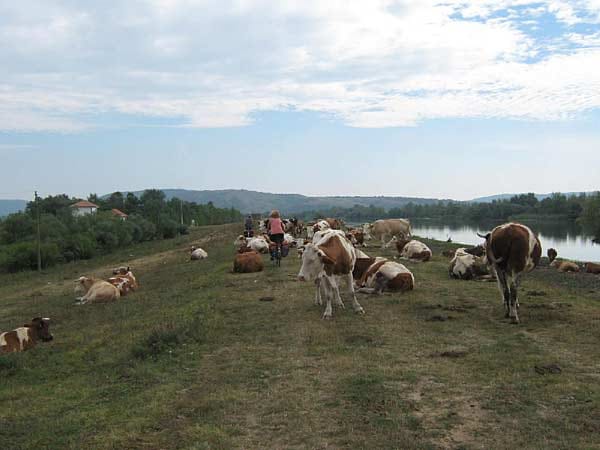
410, 219, 599, 262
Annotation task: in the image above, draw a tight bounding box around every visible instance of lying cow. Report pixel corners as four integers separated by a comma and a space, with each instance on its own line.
190, 246, 208, 260
75, 277, 121, 304
0, 318, 53, 353
353, 257, 414, 294
449, 248, 490, 280
550, 260, 580, 272
393, 236, 432, 262
233, 250, 264, 273
585, 262, 600, 274
111, 266, 139, 291
297, 229, 364, 319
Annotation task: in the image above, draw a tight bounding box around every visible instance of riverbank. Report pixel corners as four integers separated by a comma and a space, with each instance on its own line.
1, 224, 599, 449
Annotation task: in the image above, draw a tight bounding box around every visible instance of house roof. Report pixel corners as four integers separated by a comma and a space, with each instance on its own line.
111, 208, 128, 218
71, 201, 99, 208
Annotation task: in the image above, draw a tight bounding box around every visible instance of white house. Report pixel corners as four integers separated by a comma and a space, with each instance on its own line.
70, 201, 99, 217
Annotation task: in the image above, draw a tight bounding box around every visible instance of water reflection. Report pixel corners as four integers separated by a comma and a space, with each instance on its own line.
410, 219, 599, 262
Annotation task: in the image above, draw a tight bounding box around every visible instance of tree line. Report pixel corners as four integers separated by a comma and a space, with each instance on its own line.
0, 189, 243, 273
296, 192, 600, 238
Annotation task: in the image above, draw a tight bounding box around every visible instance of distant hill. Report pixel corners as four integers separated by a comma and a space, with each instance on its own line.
0, 199, 27, 217
470, 191, 597, 203
121, 189, 445, 214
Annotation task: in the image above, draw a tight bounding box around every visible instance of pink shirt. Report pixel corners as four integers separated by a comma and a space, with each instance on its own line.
269, 218, 284, 235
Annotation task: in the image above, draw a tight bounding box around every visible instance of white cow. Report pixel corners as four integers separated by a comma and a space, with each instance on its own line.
190, 246, 208, 260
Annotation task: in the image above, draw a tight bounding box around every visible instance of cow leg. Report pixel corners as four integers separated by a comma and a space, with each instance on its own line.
508, 274, 520, 324
495, 268, 510, 318
314, 278, 323, 306
328, 276, 345, 309
343, 273, 365, 314
321, 277, 334, 320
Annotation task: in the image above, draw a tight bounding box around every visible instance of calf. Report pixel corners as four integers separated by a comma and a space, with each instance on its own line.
478, 223, 542, 324
0, 318, 53, 354
585, 262, 600, 274
190, 246, 208, 260
75, 277, 121, 304
547, 248, 558, 263
297, 229, 364, 319
233, 251, 264, 273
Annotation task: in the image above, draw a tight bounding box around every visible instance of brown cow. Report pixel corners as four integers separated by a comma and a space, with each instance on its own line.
75, 277, 121, 304
585, 262, 600, 274
478, 223, 542, 324
551, 260, 580, 272
0, 318, 53, 353
233, 251, 264, 273
547, 248, 558, 263
112, 266, 139, 291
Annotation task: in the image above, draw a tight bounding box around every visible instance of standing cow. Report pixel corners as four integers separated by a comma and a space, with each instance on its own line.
297, 229, 364, 319
478, 223, 542, 324
366, 219, 412, 248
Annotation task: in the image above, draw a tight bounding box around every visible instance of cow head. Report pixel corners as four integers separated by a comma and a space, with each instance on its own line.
112, 266, 130, 275
297, 244, 335, 282
28, 317, 53, 342
547, 248, 558, 263
74, 276, 93, 295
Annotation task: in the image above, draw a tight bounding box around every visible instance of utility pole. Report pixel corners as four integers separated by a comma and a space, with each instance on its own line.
35, 191, 41, 272
180, 199, 184, 226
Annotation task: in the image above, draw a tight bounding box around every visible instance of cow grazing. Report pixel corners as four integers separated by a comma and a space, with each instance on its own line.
585, 262, 600, 274
550, 260, 580, 272
190, 246, 208, 260
75, 277, 121, 304
233, 251, 264, 273
0, 318, 53, 354
449, 248, 490, 280
547, 248, 558, 263
366, 219, 412, 248
478, 223, 542, 324
297, 229, 364, 319
354, 258, 414, 294
394, 237, 432, 262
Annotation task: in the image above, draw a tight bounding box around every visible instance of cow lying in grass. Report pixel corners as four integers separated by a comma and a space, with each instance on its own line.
392, 236, 432, 262
107, 266, 139, 296
75, 277, 120, 304
233, 250, 264, 273
190, 246, 208, 260
550, 260, 580, 272
585, 262, 600, 274
449, 248, 491, 280
353, 257, 414, 294
1, 318, 53, 353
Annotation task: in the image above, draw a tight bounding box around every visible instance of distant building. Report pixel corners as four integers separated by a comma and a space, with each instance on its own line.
111, 208, 128, 220
70, 200, 99, 217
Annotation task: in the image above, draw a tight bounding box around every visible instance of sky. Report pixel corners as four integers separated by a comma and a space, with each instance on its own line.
1, 0, 599, 201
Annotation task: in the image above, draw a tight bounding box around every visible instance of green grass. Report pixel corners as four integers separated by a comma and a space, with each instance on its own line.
1, 224, 600, 449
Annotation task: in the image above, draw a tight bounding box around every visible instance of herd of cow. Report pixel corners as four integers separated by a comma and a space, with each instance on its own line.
2, 217, 599, 354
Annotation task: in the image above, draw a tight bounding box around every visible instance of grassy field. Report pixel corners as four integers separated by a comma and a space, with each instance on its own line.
1, 223, 600, 449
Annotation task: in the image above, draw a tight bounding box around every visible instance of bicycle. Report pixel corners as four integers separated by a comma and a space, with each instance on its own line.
270, 241, 282, 267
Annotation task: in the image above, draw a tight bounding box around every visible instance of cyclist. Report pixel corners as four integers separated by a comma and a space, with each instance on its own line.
267, 210, 285, 261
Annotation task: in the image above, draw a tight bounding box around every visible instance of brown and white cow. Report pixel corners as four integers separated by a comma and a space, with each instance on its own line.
190, 246, 208, 260
111, 266, 139, 291
297, 229, 364, 319
0, 318, 53, 354
393, 237, 432, 262
346, 229, 366, 247
353, 257, 414, 294
233, 250, 264, 273
366, 219, 412, 248
478, 223, 542, 324
547, 248, 558, 264
585, 262, 600, 274
75, 277, 121, 304
449, 248, 491, 280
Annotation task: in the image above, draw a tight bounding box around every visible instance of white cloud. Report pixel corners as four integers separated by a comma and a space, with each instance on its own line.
0, 0, 599, 131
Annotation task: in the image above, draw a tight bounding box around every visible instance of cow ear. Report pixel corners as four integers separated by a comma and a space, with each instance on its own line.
318, 250, 336, 265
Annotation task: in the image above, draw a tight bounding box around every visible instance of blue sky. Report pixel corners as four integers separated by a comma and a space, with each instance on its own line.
1, 1, 599, 201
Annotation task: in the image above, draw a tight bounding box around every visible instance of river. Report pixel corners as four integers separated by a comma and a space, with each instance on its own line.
409, 219, 599, 262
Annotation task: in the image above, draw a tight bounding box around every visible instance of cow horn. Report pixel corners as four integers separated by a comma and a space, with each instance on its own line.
477, 232, 488, 239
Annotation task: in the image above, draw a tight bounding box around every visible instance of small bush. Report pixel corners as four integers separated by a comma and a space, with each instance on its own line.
131, 324, 182, 360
